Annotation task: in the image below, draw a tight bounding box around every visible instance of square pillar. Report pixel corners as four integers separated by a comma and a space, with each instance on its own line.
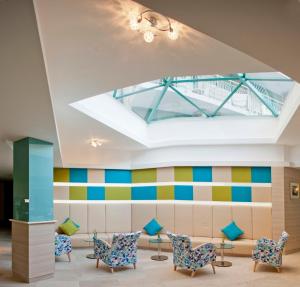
12, 137, 55, 283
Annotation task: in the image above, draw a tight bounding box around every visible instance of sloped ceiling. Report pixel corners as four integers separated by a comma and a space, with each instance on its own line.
0, 0, 61, 179
136, 0, 300, 82
34, 0, 277, 168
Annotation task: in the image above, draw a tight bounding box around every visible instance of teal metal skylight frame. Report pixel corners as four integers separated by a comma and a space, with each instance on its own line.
112, 73, 293, 124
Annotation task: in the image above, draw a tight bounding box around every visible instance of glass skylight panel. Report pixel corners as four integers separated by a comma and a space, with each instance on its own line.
110, 72, 294, 123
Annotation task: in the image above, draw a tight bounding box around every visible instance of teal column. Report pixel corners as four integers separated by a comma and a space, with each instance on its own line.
13, 137, 53, 222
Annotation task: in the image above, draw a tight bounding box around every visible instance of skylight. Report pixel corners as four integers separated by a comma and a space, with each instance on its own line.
108, 72, 294, 123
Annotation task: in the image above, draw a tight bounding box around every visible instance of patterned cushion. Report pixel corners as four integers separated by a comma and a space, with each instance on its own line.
144, 218, 163, 236
221, 221, 244, 241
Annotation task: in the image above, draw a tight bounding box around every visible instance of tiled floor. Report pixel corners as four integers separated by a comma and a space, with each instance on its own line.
1, 230, 300, 287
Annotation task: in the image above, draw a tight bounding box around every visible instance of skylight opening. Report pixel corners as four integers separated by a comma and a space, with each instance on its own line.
110, 72, 294, 124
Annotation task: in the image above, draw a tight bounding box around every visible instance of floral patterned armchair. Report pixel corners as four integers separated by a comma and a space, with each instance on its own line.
167, 232, 216, 277
55, 233, 72, 262
94, 231, 141, 273
252, 231, 289, 272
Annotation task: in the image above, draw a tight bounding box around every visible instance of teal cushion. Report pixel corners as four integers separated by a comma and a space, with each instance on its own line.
221, 221, 244, 241
144, 218, 163, 236
63, 217, 80, 229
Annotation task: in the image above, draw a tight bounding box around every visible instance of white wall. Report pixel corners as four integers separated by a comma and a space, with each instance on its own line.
130, 144, 287, 168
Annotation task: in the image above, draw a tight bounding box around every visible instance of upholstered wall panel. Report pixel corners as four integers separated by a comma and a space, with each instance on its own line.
54, 166, 272, 202
252, 187, 272, 202
131, 203, 156, 232
193, 204, 213, 237
213, 205, 232, 237
156, 167, 174, 182
212, 167, 232, 182
106, 203, 131, 233
232, 205, 252, 239
88, 203, 105, 233
69, 187, 87, 200
88, 169, 104, 183
193, 186, 212, 201
174, 204, 193, 235
69, 203, 88, 234
157, 203, 174, 233
54, 186, 69, 200
252, 205, 272, 239
53, 203, 69, 228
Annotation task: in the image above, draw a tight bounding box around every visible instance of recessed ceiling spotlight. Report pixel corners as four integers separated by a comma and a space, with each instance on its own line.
88, 138, 103, 148
129, 9, 179, 43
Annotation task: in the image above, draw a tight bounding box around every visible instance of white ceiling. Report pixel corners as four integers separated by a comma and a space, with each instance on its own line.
136, 0, 300, 83
33, 0, 285, 168
1, 0, 300, 178
0, 0, 61, 179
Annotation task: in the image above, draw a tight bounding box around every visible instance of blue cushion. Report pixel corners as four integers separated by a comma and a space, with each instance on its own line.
221, 221, 244, 241
63, 217, 80, 229
143, 218, 163, 236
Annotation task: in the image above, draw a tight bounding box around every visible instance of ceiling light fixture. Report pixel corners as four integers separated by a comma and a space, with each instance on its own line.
88, 138, 103, 148
129, 9, 179, 43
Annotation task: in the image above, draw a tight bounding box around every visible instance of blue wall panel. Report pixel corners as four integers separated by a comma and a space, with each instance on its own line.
193, 167, 212, 182
70, 168, 88, 183
232, 186, 252, 202
132, 186, 157, 200
105, 169, 132, 183
87, 187, 105, 200
174, 185, 193, 200
251, 167, 271, 183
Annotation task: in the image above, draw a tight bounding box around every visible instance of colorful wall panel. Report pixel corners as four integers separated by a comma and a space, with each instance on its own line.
54, 166, 272, 203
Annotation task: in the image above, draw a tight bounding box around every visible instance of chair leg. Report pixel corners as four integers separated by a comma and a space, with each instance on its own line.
253, 261, 258, 272
174, 265, 177, 271
110, 267, 114, 273
276, 267, 281, 273
191, 271, 196, 277
211, 262, 216, 274
96, 258, 99, 268
67, 252, 71, 262
133, 263, 136, 269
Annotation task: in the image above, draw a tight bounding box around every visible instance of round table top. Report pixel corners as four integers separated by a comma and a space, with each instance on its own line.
149, 237, 170, 244
83, 238, 94, 243
215, 243, 234, 249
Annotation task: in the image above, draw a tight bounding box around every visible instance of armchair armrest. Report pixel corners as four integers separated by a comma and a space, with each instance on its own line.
94, 238, 111, 259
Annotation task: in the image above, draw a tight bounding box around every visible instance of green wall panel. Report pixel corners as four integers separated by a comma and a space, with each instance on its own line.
212, 186, 232, 201
69, 186, 87, 200
232, 167, 251, 182
28, 138, 53, 221
132, 168, 156, 183
157, 186, 174, 199
14, 137, 53, 222
105, 187, 131, 200
13, 138, 29, 221
174, 167, 193, 181
54, 168, 69, 182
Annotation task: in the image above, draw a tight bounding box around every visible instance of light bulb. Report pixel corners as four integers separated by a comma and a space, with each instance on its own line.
168, 29, 178, 40
129, 18, 139, 31
91, 141, 97, 148
143, 30, 154, 43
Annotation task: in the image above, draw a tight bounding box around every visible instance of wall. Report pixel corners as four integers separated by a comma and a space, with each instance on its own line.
54, 166, 271, 202
284, 167, 300, 253
271, 166, 300, 253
